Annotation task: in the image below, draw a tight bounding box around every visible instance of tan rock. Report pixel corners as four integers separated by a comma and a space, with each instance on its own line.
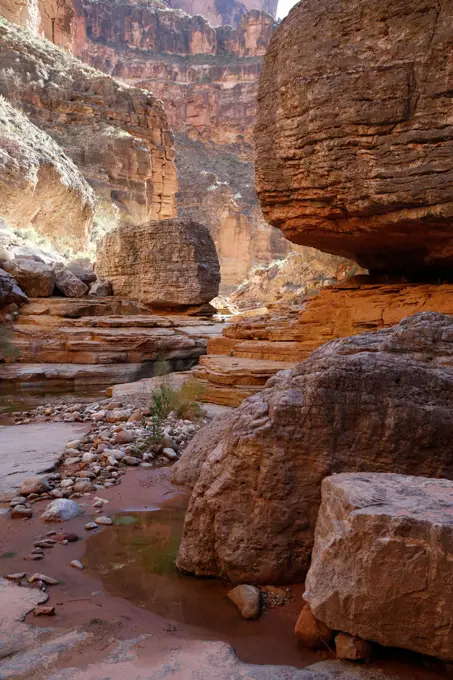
96, 219, 220, 308
0, 98, 94, 252
0, 20, 177, 230
256, 0, 453, 272
305, 473, 453, 662
177, 312, 453, 583
294, 605, 333, 651
335, 634, 372, 662
227, 584, 260, 620
3, 259, 55, 297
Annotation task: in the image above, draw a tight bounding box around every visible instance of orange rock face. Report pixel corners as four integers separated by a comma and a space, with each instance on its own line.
256, 0, 453, 272
166, 0, 277, 28
0, 19, 177, 232
196, 280, 453, 406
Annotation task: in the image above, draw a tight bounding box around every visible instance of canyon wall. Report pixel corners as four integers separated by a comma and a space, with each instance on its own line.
0, 18, 177, 245
21, 0, 292, 291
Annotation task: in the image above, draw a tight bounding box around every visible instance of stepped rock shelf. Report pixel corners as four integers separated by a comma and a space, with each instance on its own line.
191, 280, 453, 406
1, 298, 225, 388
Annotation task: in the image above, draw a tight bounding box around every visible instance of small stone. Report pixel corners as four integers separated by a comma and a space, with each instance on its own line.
64, 457, 81, 466
335, 633, 373, 661
34, 539, 56, 548
11, 505, 33, 519
73, 480, 93, 493
123, 456, 140, 466
162, 448, 178, 461
50, 488, 64, 498
40, 499, 82, 522
28, 573, 58, 585
62, 533, 79, 543
10, 496, 27, 507
94, 516, 112, 526
66, 440, 81, 450
85, 522, 98, 530
31, 548, 44, 555
294, 604, 334, 650
60, 479, 75, 489
114, 430, 135, 444
81, 452, 97, 464
6, 572, 26, 580
33, 606, 55, 616
26, 554, 44, 561
19, 477, 49, 495
227, 585, 260, 620
70, 560, 84, 570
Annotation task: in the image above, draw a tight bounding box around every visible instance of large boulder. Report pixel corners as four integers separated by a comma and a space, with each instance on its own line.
255, 0, 453, 273
0, 98, 94, 252
177, 312, 453, 583
0, 269, 28, 307
53, 265, 89, 298
305, 473, 453, 661
3, 258, 55, 297
96, 219, 220, 308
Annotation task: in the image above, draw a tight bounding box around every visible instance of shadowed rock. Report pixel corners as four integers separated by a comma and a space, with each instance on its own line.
177, 312, 453, 583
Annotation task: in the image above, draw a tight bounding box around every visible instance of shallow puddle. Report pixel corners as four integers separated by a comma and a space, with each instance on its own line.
84, 497, 255, 634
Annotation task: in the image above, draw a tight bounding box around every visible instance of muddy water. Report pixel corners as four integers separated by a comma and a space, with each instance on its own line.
83, 494, 318, 667
0, 387, 105, 422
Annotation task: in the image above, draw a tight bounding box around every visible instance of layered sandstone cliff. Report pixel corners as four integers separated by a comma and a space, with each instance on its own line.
166, 0, 277, 28
0, 19, 177, 236
44, 0, 291, 290
0, 97, 94, 251
256, 0, 453, 273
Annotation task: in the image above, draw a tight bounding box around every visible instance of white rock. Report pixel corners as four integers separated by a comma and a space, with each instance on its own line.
94, 516, 113, 526
70, 560, 84, 570
163, 448, 178, 461
40, 499, 82, 522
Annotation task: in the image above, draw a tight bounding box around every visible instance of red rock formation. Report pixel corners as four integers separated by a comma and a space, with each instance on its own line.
0, 19, 177, 233
45, 0, 291, 290
166, 0, 277, 28
256, 0, 453, 273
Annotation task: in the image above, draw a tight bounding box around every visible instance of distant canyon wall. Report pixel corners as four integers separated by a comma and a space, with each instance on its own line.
2, 0, 291, 291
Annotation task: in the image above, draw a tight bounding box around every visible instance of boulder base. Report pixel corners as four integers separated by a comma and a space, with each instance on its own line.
96, 219, 220, 308
177, 312, 453, 583
305, 473, 453, 662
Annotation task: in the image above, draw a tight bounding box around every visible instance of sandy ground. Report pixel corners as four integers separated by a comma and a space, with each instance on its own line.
0, 422, 89, 499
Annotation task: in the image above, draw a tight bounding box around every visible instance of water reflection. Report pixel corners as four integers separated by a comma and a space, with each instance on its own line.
84, 500, 245, 633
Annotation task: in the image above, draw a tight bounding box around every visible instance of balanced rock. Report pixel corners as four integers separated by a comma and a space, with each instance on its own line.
96, 219, 220, 308
177, 312, 453, 583
305, 473, 453, 662
3, 258, 55, 297
67, 260, 97, 284
89, 280, 112, 297
256, 0, 453, 273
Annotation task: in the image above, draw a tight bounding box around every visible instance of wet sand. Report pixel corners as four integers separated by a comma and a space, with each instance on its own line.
0, 467, 449, 678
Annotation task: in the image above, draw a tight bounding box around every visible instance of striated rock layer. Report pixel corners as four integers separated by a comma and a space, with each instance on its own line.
256, 0, 453, 273
166, 0, 277, 28
176, 312, 453, 583
96, 218, 220, 308
197, 280, 453, 406
0, 98, 94, 252
0, 19, 177, 235
305, 473, 453, 661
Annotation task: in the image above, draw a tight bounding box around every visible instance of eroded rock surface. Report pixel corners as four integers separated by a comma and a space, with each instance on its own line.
0, 19, 177, 231
96, 219, 220, 308
177, 312, 453, 583
0, 99, 93, 252
305, 473, 453, 661
256, 0, 453, 272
